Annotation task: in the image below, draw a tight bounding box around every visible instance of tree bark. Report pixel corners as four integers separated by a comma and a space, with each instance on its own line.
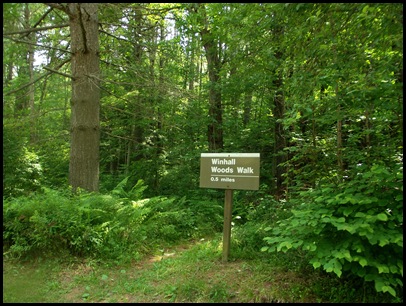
68, 3, 100, 192
25, 4, 37, 144
196, 4, 224, 152
273, 74, 287, 198
336, 84, 344, 174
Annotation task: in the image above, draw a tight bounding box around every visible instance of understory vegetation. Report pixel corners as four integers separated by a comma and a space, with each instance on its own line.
3, 170, 403, 302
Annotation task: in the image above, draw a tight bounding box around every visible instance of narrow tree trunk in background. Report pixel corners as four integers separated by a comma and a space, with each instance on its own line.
25, 4, 37, 144
243, 91, 252, 127
68, 3, 100, 192
336, 84, 344, 174
128, 5, 144, 165
396, 68, 403, 148
196, 4, 224, 152
273, 75, 287, 198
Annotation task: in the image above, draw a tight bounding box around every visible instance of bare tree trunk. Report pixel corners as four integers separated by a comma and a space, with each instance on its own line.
273, 74, 287, 199
243, 91, 252, 127
25, 4, 37, 144
68, 3, 100, 192
336, 85, 344, 174
195, 4, 223, 152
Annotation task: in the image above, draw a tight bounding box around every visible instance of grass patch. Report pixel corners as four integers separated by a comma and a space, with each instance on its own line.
6, 233, 397, 303
3, 258, 67, 302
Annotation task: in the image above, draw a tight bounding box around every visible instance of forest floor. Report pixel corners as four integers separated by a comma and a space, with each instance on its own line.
3, 235, 327, 303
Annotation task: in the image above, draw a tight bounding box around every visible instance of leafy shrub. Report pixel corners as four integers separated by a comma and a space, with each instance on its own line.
36, 138, 69, 189
3, 188, 73, 257
3, 123, 43, 198
3, 178, 224, 263
262, 163, 403, 298
141, 196, 223, 242
231, 221, 270, 259
3, 185, 150, 260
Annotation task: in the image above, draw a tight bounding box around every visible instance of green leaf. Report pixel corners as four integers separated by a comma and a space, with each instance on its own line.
383, 286, 396, 297
395, 194, 403, 201
378, 238, 390, 247
342, 206, 355, 216
375, 282, 397, 297
336, 217, 345, 223
277, 241, 292, 252
359, 258, 368, 267
376, 213, 388, 221
312, 261, 321, 269
375, 280, 384, 291
333, 267, 342, 278
377, 264, 390, 274
335, 249, 352, 261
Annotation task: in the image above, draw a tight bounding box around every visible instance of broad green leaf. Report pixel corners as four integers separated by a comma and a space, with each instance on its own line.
277, 241, 293, 252
377, 264, 390, 274
383, 286, 396, 297
376, 213, 388, 221
333, 267, 342, 278
378, 238, 389, 247
389, 265, 399, 274
342, 206, 355, 216
336, 217, 345, 223
374, 280, 384, 291
312, 261, 321, 269
359, 258, 368, 267
335, 249, 352, 261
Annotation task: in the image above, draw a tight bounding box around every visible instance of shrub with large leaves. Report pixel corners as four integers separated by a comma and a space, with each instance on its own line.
262, 163, 403, 297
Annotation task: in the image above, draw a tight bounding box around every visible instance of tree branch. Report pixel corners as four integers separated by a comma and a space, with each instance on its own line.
33, 7, 54, 28
3, 23, 69, 36
19, 7, 55, 39
46, 3, 71, 16
102, 130, 137, 142
4, 59, 70, 96
99, 28, 131, 43
43, 66, 75, 79
4, 36, 72, 54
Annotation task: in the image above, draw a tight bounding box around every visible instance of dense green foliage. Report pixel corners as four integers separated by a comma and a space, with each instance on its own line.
3, 179, 223, 263
262, 163, 403, 297
3, 3, 403, 302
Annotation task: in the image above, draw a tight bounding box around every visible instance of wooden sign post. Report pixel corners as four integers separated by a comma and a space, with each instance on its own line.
199, 153, 260, 262
223, 189, 233, 262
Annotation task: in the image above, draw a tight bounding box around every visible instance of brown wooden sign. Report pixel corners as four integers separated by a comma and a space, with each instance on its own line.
199, 153, 260, 190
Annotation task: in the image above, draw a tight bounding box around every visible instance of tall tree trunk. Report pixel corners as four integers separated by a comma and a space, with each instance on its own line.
195, 3, 223, 152
273, 73, 287, 198
127, 5, 144, 167
68, 3, 100, 192
243, 91, 252, 127
25, 4, 37, 144
336, 84, 344, 174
